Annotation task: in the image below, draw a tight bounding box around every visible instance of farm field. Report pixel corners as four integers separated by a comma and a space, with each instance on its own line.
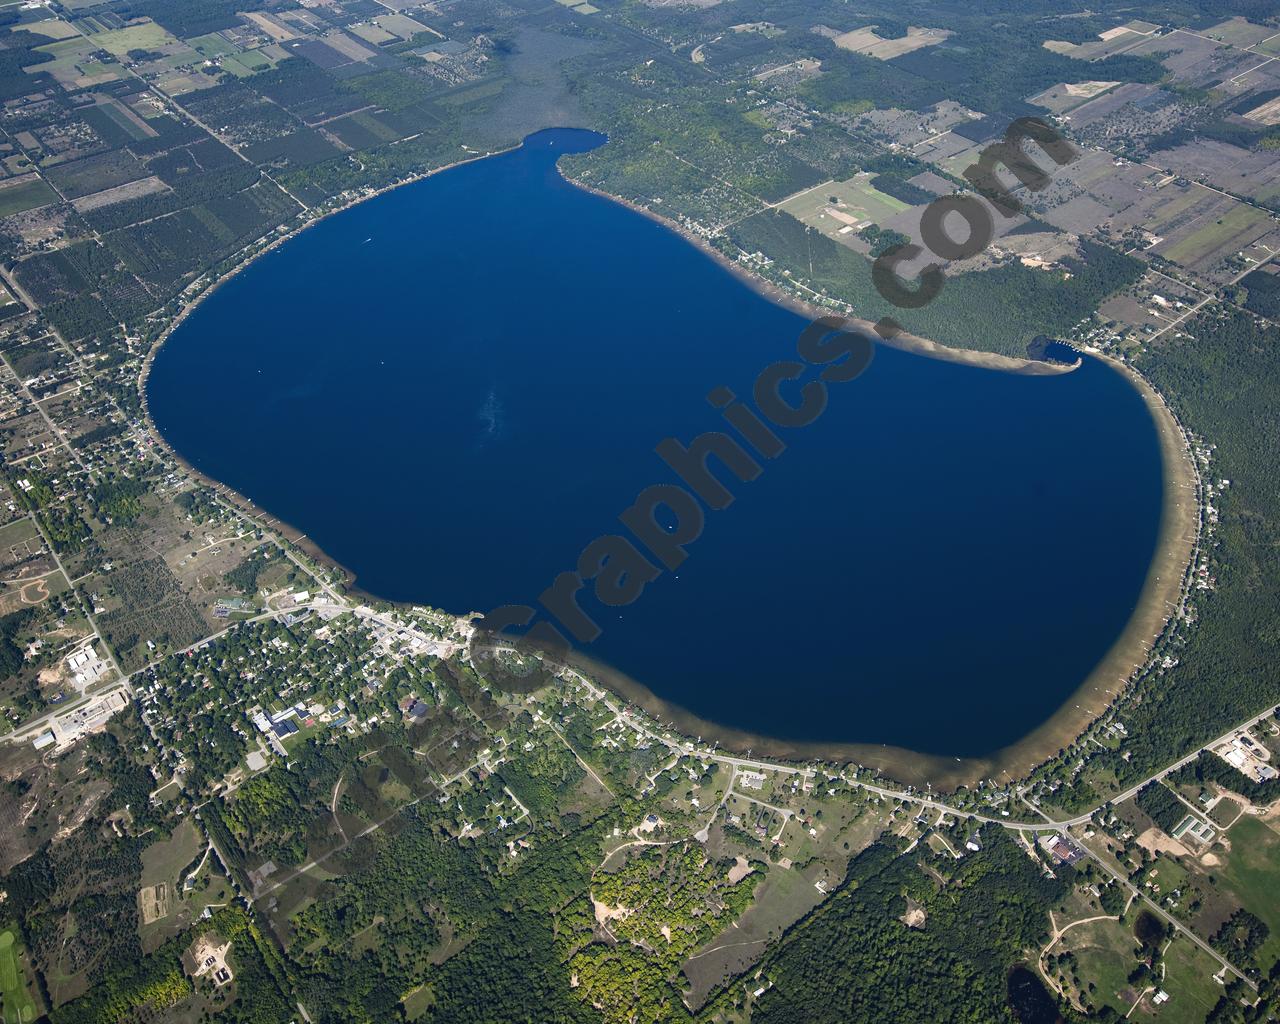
1159, 203, 1274, 272
0, 179, 57, 218
24, 18, 79, 40
833, 25, 951, 60
0, 0, 1277, 1020
1201, 16, 1276, 47
91, 99, 156, 142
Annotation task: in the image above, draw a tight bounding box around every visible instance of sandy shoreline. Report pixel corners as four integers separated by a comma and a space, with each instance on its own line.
563, 352, 1201, 791
133, 138, 1199, 791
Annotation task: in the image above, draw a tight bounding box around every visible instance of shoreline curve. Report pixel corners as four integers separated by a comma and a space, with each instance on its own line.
136, 129, 1198, 791
560, 351, 1200, 790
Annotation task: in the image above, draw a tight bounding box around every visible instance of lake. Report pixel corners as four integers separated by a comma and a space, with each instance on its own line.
147, 128, 1164, 759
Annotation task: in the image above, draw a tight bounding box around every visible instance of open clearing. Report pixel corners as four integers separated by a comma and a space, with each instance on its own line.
779, 175, 912, 246
1055, 917, 1141, 1015
138, 882, 170, 925
1201, 16, 1276, 48
24, 19, 79, 40
135, 819, 198, 942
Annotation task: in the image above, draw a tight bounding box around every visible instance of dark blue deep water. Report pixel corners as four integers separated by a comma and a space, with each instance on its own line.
148, 128, 1163, 757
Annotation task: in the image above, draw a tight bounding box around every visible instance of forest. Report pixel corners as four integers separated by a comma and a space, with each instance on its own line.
705, 829, 1069, 1023
1048, 309, 1280, 806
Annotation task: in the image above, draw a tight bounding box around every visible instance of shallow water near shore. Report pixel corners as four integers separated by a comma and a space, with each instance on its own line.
147, 127, 1164, 759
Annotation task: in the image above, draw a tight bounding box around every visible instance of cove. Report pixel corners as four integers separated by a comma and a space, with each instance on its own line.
146, 127, 1164, 759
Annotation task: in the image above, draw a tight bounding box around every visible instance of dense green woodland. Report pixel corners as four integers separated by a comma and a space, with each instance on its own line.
711, 831, 1068, 1023
1046, 310, 1280, 808
1135, 781, 1186, 833
4, 0, 1280, 1020
725, 213, 1143, 358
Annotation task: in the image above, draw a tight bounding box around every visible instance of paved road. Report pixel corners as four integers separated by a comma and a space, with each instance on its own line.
562, 660, 1277, 830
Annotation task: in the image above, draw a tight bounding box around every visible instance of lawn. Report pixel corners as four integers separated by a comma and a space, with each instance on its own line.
1208, 795, 1244, 828
1145, 856, 1191, 902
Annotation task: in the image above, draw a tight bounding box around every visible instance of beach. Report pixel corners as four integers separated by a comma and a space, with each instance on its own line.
135, 133, 1199, 791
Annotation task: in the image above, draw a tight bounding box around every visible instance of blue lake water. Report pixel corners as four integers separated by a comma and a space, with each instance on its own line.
147, 128, 1163, 758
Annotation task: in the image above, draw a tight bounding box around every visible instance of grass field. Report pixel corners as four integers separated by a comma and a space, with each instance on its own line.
779, 175, 912, 248
1161, 204, 1272, 269
1147, 189, 1207, 230
187, 32, 237, 57
681, 861, 815, 1003
141, 820, 203, 890
1202, 16, 1275, 47
1154, 933, 1226, 1023
222, 50, 276, 77
137, 819, 204, 949
24, 19, 79, 40
1146, 856, 1191, 900
86, 21, 181, 57
94, 100, 153, 142
1060, 917, 1141, 1016
0, 179, 57, 218
0, 929, 37, 1024
1213, 815, 1280, 971
402, 982, 436, 1020
34, 36, 124, 88
0, 519, 40, 551
1208, 795, 1244, 828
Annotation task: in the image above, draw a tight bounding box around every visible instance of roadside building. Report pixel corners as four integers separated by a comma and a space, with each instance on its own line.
1040, 834, 1085, 865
